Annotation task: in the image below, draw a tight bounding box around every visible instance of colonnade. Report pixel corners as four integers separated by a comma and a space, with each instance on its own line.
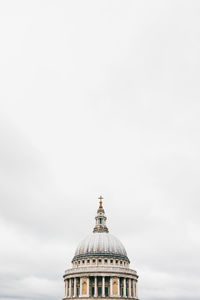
64, 276, 137, 298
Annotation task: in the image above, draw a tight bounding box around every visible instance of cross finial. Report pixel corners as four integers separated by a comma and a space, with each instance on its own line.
98, 195, 103, 208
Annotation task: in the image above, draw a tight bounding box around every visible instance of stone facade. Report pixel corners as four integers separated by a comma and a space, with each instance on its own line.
63, 196, 139, 300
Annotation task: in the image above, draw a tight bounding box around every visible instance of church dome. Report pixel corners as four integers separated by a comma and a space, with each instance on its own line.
72, 196, 129, 262
63, 195, 139, 300
74, 232, 128, 261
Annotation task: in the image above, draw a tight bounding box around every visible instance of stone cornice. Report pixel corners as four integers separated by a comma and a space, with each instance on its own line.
64, 266, 138, 279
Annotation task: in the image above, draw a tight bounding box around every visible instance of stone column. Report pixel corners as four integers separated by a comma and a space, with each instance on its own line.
129, 279, 131, 298
65, 281, 66, 297
102, 276, 105, 297
69, 279, 72, 298
73, 278, 77, 297
132, 280, 135, 298
66, 280, 68, 298
117, 278, 120, 297
123, 278, 126, 297
94, 276, 98, 297
135, 282, 137, 299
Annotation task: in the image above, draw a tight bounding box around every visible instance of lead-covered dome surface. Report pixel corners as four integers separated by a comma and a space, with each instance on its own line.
73, 232, 129, 262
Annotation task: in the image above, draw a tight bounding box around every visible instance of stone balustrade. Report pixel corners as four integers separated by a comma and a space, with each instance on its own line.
64, 266, 137, 277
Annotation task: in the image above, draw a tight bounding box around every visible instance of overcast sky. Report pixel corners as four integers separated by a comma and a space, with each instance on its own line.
0, 1, 200, 300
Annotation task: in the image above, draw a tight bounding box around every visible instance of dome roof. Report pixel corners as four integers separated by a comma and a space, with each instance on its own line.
72, 196, 130, 263
73, 232, 129, 262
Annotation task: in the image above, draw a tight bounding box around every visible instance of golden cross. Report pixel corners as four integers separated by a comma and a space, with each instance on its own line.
98, 195, 103, 207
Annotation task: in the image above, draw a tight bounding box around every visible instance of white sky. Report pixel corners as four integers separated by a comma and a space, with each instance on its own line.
0, 1, 200, 299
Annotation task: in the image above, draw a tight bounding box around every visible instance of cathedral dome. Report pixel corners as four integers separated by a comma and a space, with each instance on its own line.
73, 232, 128, 261
72, 196, 129, 262
62, 196, 138, 300
63, 196, 139, 300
